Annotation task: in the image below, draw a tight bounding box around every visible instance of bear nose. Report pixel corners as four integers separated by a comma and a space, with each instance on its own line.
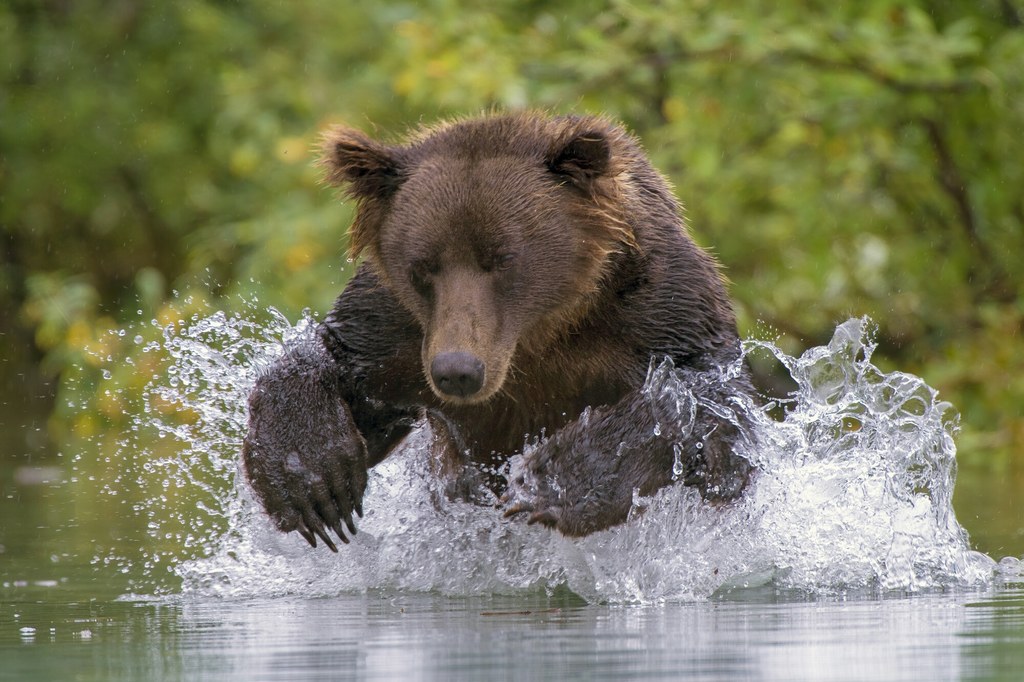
431, 352, 485, 399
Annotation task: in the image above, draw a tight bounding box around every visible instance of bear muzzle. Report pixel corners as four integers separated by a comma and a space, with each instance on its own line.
430, 351, 486, 400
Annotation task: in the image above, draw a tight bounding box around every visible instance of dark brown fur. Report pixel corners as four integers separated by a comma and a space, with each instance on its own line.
241, 112, 754, 551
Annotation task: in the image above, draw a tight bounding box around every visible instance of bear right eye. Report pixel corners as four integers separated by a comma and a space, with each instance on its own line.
409, 260, 436, 295
487, 253, 516, 272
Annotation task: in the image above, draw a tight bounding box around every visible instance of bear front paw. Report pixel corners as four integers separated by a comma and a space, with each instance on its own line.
242, 371, 369, 553
500, 453, 564, 531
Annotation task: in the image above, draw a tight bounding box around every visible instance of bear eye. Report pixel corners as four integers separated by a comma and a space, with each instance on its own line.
409, 259, 438, 295
487, 253, 516, 272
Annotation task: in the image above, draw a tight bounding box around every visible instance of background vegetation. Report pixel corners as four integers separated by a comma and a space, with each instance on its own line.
3, 0, 1022, 555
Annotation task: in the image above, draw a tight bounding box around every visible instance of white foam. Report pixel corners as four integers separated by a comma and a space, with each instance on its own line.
122, 307, 997, 602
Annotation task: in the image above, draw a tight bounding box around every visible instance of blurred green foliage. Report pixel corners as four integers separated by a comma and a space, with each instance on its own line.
3, 0, 1023, 473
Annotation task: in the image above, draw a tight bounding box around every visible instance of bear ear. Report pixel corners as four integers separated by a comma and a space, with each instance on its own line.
318, 126, 404, 200
547, 130, 611, 190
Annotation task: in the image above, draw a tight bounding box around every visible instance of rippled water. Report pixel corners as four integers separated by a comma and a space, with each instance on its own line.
103, 307, 1014, 603
4, 587, 1024, 681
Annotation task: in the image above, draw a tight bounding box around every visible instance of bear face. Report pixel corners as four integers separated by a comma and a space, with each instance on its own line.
320, 115, 639, 405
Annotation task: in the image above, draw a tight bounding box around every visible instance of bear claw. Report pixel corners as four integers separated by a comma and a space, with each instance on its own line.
527, 510, 559, 528
502, 501, 533, 518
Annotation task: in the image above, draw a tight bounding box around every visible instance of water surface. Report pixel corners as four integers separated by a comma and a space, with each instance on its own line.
3, 307, 1023, 679
3, 584, 1024, 681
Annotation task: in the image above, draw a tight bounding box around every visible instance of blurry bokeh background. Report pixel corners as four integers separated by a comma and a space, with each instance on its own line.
2, 0, 1022, 560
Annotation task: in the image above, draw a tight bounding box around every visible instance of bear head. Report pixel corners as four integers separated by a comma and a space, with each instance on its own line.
319, 113, 647, 405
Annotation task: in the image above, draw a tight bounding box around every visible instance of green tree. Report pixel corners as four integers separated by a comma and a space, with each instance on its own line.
3, 0, 1022, 473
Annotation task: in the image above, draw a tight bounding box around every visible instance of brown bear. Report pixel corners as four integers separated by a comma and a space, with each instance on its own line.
241, 112, 755, 552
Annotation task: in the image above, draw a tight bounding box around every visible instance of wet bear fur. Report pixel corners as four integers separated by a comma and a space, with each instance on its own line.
241, 112, 755, 551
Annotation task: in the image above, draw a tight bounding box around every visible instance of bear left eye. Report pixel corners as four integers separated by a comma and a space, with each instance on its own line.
409, 259, 437, 296
487, 253, 515, 272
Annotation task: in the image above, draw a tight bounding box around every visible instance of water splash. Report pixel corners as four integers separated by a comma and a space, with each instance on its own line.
122, 309, 1000, 602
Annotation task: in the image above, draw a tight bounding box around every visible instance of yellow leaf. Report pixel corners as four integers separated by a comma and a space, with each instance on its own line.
275, 136, 308, 164
285, 243, 316, 270
662, 96, 688, 123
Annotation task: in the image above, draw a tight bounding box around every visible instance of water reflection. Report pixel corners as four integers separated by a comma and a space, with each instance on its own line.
3, 587, 1023, 680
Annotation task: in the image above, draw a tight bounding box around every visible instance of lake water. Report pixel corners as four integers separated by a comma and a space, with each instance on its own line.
2, 584, 1024, 681
2, 310, 1023, 680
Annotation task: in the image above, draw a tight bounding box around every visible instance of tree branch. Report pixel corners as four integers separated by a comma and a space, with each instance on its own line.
1000, 0, 1023, 27
921, 118, 1016, 302
776, 51, 978, 95
921, 118, 984, 255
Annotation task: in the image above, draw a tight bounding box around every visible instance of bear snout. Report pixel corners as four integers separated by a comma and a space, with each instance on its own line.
430, 351, 486, 399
